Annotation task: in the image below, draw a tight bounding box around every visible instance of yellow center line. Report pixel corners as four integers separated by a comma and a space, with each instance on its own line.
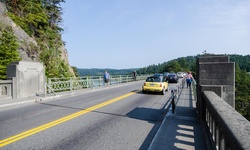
0, 92, 137, 147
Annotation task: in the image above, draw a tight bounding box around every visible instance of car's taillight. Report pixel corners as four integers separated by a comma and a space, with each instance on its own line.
144, 83, 146, 86
160, 83, 162, 87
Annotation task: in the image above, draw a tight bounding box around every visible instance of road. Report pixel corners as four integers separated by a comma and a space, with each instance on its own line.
0, 81, 180, 150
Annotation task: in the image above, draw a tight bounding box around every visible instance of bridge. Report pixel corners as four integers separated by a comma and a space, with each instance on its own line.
0, 55, 250, 149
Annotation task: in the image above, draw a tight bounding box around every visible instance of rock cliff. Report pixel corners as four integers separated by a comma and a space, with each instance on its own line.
0, 2, 74, 76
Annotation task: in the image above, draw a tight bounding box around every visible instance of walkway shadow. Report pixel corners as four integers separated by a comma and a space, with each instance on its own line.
155, 115, 207, 150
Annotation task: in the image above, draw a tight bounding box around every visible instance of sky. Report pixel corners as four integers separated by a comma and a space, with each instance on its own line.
61, 0, 250, 69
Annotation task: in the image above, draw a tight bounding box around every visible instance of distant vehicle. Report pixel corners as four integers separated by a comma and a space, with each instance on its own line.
177, 72, 185, 78
142, 75, 169, 95
163, 72, 170, 77
166, 73, 179, 83
162, 72, 170, 81
153, 73, 163, 77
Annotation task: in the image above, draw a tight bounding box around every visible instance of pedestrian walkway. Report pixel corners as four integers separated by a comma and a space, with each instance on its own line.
149, 87, 209, 150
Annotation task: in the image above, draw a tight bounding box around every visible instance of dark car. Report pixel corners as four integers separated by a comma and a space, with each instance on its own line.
166, 73, 178, 83
163, 72, 170, 77
153, 73, 163, 77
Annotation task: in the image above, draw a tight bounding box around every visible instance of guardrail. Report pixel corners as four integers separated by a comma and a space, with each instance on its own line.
202, 91, 250, 150
170, 78, 186, 113
47, 75, 149, 94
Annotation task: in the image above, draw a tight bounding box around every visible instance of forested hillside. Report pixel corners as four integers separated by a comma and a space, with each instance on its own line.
0, 0, 74, 79
137, 54, 250, 76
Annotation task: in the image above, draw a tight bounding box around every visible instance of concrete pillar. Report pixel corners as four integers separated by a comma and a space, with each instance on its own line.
197, 55, 235, 121
7, 61, 46, 99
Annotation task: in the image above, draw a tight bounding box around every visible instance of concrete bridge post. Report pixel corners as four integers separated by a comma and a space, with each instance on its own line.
196, 55, 235, 121
7, 61, 46, 99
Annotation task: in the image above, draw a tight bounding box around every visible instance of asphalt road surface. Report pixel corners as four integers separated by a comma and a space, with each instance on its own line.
0, 81, 180, 150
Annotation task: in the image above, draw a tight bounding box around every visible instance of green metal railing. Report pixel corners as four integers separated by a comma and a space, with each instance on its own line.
47, 75, 149, 94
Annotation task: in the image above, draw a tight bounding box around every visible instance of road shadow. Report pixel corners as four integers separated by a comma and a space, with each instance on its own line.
124, 95, 172, 149
37, 90, 173, 149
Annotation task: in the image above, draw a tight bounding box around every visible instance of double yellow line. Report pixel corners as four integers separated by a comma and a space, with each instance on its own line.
0, 91, 137, 147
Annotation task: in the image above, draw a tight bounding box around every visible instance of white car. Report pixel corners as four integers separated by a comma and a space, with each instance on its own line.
177, 72, 185, 78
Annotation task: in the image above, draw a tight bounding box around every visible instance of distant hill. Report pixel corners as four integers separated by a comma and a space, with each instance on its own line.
77, 68, 138, 76
137, 54, 250, 75
77, 54, 250, 76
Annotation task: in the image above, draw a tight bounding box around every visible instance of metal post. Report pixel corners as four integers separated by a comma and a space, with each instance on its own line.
171, 90, 176, 114
70, 78, 72, 92
48, 78, 51, 94
119, 75, 122, 84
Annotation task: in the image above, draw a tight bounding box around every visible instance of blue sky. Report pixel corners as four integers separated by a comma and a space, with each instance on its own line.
61, 0, 250, 69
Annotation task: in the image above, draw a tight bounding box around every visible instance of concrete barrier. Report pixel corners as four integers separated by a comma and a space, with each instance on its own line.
203, 91, 250, 150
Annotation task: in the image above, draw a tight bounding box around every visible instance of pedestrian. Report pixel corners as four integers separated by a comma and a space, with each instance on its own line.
186, 71, 193, 88
103, 71, 110, 87
132, 70, 137, 81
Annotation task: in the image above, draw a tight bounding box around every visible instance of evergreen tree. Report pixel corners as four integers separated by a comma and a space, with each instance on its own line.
0, 26, 21, 79
235, 64, 250, 121
177, 58, 188, 70
165, 61, 181, 72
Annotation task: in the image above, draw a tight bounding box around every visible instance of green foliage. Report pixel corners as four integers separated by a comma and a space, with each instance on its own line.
230, 54, 250, 72
72, 66, 80, 77
138, 56, 197, 75
164, 61, 181, 72
4, 0, 74, 78
6, 0, 48, 36
0, 26, 21, 79
235, 64, 250, 121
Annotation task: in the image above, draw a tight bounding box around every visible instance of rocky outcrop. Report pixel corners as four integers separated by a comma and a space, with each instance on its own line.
0, 2, 37, 61
0, 2, 74, 76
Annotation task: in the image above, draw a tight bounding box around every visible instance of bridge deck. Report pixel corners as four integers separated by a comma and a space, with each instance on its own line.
149, 86, 209, 150
1, 83, 211, 149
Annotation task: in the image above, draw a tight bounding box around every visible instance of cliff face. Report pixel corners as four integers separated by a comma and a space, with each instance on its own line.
0, 2, 37, 61
0, 2, 74, 76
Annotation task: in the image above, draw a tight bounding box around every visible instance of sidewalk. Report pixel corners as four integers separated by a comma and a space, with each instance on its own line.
149, 87, 209, 150
0, 92, 65, 108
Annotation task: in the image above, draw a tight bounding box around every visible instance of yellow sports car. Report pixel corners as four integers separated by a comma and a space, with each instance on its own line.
142, 75, 169, 95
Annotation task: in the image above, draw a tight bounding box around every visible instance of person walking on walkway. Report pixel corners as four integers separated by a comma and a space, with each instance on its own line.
186, 71, 193, 88
103, 71, 110, 87
132, 70, 137, 81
